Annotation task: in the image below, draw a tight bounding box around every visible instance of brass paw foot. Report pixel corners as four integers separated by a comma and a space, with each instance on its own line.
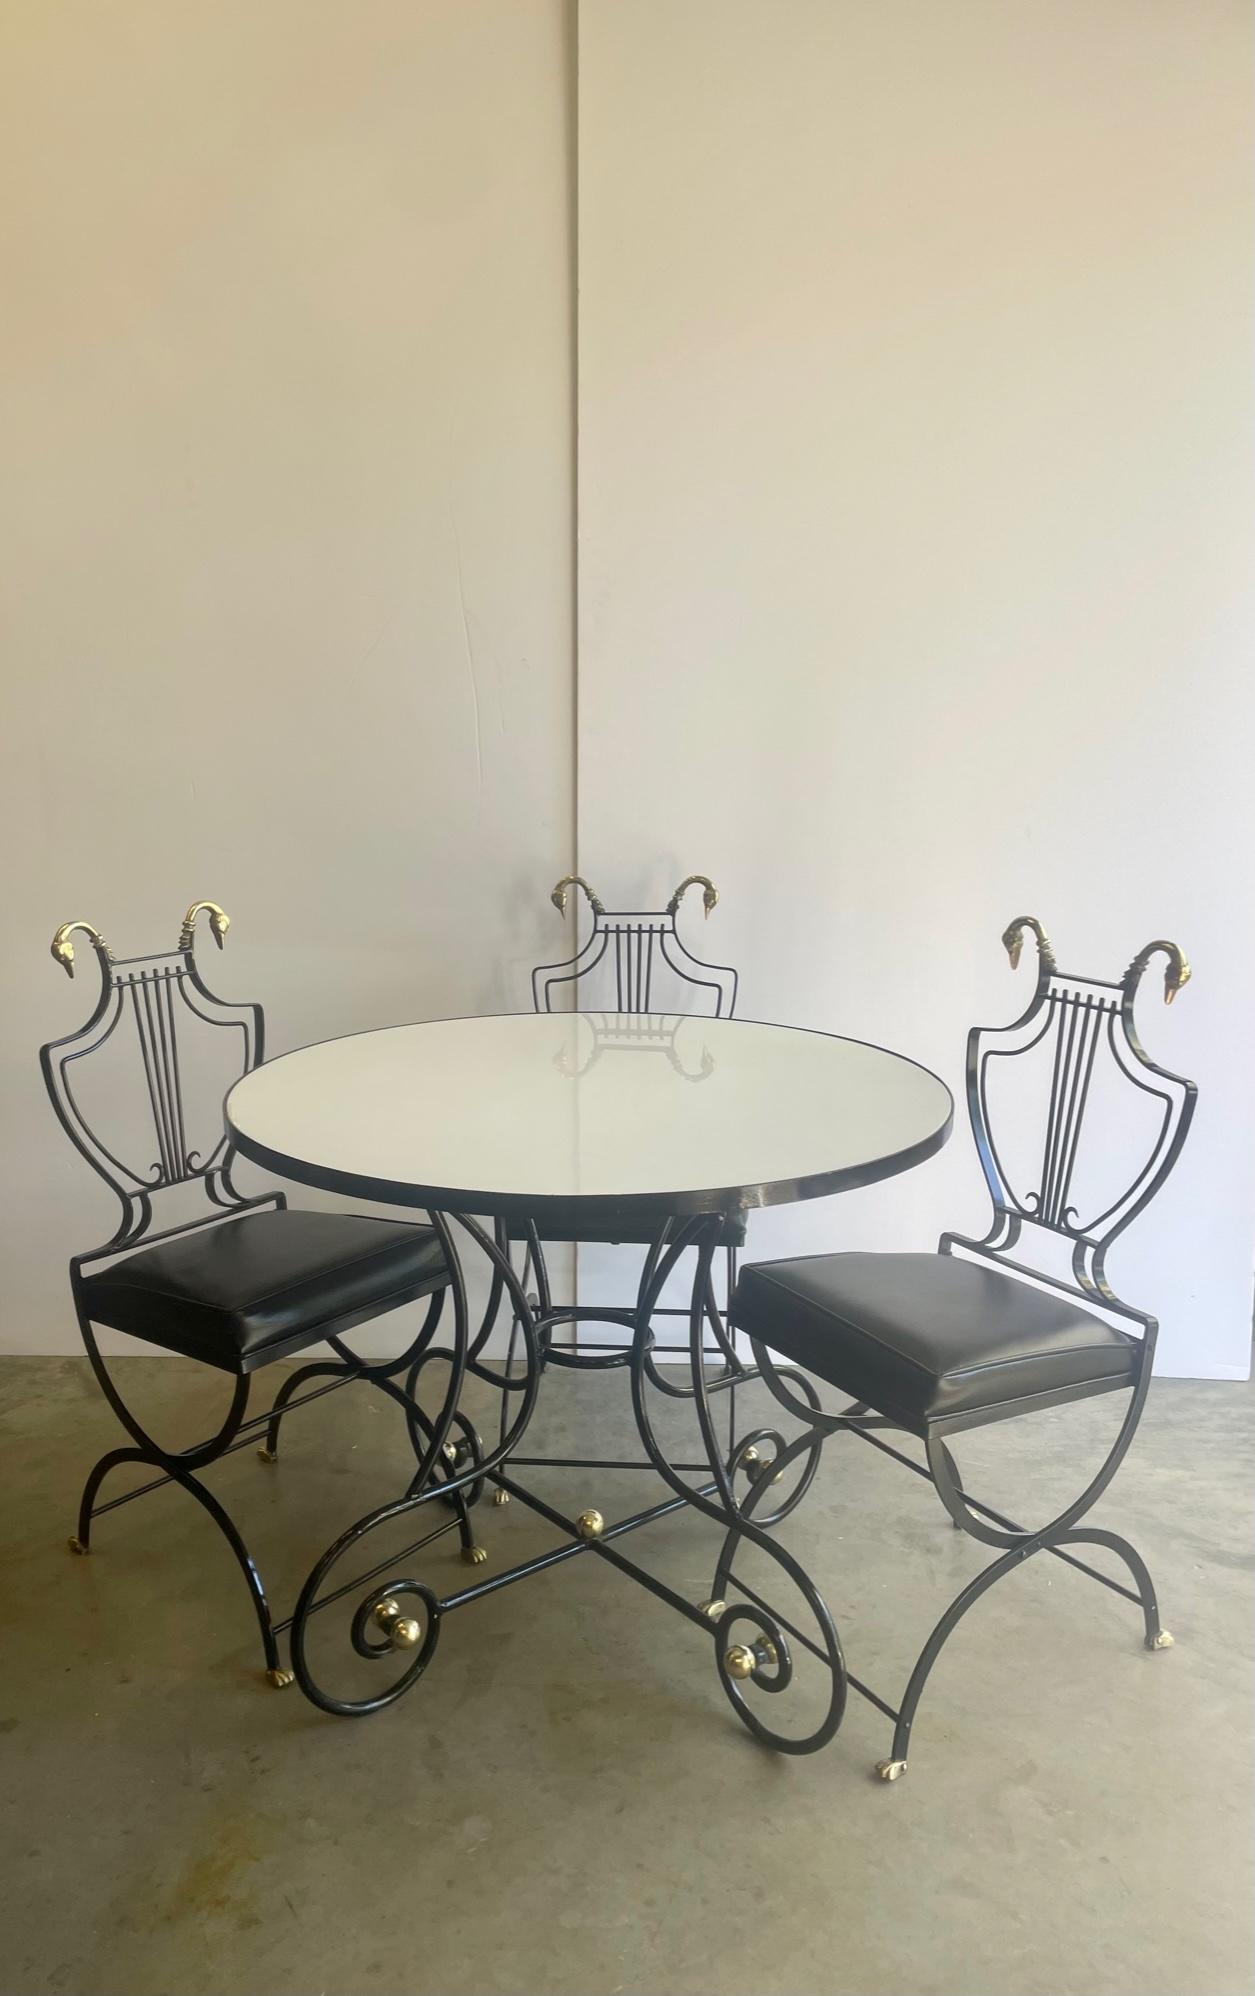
875, 1758, 907, 1782
266, 1667, 295, 1689
257, 1447, 278, 1464
1147, 1628, 1175, 1650
461, 1543, 489, 1566
67, 1536, 89, 1555
491, 1489, 510, 1507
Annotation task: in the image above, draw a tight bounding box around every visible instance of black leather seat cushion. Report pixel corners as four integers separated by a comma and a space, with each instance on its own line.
81, 1209, 448, 1375
733, 1252, 1138, 1436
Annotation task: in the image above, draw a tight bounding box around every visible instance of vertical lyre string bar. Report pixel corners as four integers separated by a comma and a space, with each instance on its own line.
150, 969, 180, 1179
1038, 996, 1072, 1222
1035, 991, 1115, 1228
142, 973, 180, 1181
128, 977, 173, 1181
127, 969, 188, 1184
611, 924, 656, 1014
1051, 995, 1108, 1225
162, 967, 188, 1178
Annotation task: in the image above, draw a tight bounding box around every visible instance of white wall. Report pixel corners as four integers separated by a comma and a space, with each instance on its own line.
576, 0, 1255, 1376
0, 0, 575, 1354
3, 0, 1250, 1381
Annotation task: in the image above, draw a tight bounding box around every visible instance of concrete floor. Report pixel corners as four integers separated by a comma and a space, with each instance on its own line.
1, 1355, 1251, 1996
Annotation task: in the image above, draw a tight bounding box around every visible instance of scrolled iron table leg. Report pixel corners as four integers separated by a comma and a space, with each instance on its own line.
287, 1208, 543, 1716
628, 1215, 848, 1755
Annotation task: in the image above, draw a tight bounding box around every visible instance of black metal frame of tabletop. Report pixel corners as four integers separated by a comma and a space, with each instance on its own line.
227, 1029, 953, 1753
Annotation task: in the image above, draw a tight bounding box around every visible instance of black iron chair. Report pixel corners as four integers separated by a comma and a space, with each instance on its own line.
490, 873, 749, 1497
732, 917, 1195, 1777
41, 901, 479, 1690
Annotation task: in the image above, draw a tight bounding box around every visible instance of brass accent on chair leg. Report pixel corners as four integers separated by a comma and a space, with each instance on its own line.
576, 1509, 605, 1540
697, 1599, 726, 1621
461, 1543, 489, 1566
1147, 1629, 1175, 1650
266, 1668, 295, 1689
67, 1536, 89, 1555
257, 1447, 277, 1464
875, 1758, 907, 1781
491, 1489, 510, 1507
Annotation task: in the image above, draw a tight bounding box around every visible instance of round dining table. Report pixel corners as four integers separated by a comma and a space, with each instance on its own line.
226, 1010, 952, 1749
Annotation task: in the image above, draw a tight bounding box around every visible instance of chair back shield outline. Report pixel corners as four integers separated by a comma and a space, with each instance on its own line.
532, 873, 738, 1018
951, 916, 1195, 1321
40, 903, 462, 1694
729, 914, 1196, 1777
42, 903, 260, 1254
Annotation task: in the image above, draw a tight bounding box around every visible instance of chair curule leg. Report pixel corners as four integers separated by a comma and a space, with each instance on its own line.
939, 1441, 964, 1525
70, 1443, 289, 1685
257, 1359, 342, 1462
875, 1538, 1037, 1779
1053, 1526, 1170, 1650
873, 1414, 1170, 1778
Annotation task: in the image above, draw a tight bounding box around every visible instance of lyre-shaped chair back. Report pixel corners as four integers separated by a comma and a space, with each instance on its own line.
531, 874, 739, 1017
40, 902, 261, 1252
959, 915, 1195, 1310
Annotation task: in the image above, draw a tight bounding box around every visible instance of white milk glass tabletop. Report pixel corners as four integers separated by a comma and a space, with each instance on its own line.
225, 1012, 953, 1224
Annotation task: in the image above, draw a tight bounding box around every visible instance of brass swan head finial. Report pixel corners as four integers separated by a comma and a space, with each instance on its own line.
666, 874, 719, 920
50, 921, 114, 979
1001, 914, 1056, 976
550, 875, 605, 919
1124, 939, 1191, 1007
179, 901, 231, 952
